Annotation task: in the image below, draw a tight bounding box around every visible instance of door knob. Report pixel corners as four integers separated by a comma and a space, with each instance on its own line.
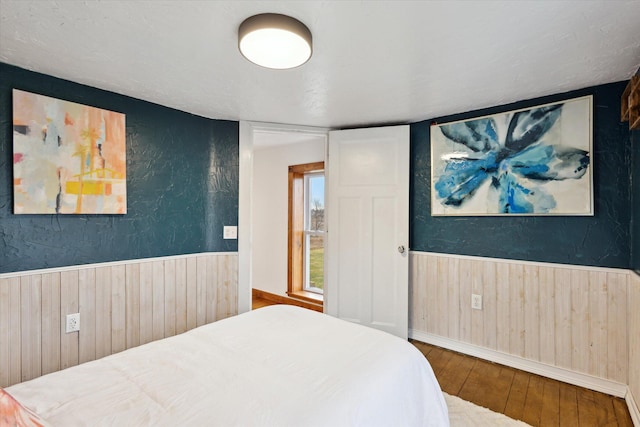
398, 245, 406, 254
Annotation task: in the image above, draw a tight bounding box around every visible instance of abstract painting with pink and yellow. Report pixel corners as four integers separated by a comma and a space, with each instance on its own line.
12, 89, 126, 214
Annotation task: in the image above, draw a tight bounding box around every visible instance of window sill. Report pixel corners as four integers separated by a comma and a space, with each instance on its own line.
288, 290, 323, 305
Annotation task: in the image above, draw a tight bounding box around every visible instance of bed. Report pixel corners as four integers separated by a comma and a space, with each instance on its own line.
3, 305, 449, 426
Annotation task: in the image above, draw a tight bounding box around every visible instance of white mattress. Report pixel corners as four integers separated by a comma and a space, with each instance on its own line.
7, 305, 449, 426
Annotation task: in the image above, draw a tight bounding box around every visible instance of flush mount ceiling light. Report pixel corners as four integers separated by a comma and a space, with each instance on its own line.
238, 13, 312, 69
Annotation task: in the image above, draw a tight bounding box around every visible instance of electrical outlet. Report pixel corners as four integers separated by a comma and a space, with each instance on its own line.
471, 294, 482, 310
66, 313, 80, 333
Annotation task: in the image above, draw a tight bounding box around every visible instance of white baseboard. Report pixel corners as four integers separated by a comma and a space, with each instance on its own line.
626, 389, 640, 427
409, 329, 628, 398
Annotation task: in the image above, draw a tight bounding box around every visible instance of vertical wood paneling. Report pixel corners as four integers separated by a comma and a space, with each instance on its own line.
206, 255, 218, 324
111, 265, 126, 354
139, 262, 153, 345
0, 253, 238, 388
447, 257, 460, 340
495, 262, 510, 354
186, 257, 198, 330
629, 273, 640, 406
175, 258, 188, 335
19, 276, 31, 382
436, 257, 448, 337
8, 278, 21, 386
125, 263, 140, 349
471, 260, 484, 347
216, 255, 237, 320
425, 254, 438, 335
588, 271, 608, 379
554, 268, 572, 369
228, 255, 238, 320
418, 256, 428, 333
458, 258, 472, 343
0, 252, 632, 393
40, 273, 60, 376
509, 264, 525, 357
95, 267, 112, 359
408, 257, 418, 329
78, 269, 96, 364
482, 261, 497, 350
196, 256, 207, 327
408, 252, 632, 388
0, 278, 10, 386
570, 269, 590, 374
164, 259, 177, 338
538, 266, 556, 366
524, 265, 539, 361
607, 272, 627, 384
418, 255, 428, 326
152, 261, 165, 341
21, 275, 42, 382
215, 256, 227, 321
60, 271, 79, 370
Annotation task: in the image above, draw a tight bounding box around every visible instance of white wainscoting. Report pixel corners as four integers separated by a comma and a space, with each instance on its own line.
409, 251, 634, 402
0, 252, 238, 388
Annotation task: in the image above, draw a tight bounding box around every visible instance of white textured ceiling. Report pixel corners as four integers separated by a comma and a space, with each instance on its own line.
1, 1, 639, 129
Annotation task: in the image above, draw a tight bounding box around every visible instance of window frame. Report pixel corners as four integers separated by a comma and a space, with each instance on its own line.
288, 161, 324, 304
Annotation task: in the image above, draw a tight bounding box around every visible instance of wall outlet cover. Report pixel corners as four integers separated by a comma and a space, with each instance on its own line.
471, 294, 483, 310
66, 313, 80, 333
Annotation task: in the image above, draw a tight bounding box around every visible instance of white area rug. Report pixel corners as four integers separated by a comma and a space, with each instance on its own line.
444, 393, 532, 426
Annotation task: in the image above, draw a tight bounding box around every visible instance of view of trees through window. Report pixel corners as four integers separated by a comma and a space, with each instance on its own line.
306, 173, 324, 292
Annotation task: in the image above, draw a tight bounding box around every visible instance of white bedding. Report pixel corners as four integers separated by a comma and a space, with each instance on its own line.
7, 305, 449, 426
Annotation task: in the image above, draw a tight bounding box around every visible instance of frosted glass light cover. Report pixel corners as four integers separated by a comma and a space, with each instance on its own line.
238, 14, 312, 69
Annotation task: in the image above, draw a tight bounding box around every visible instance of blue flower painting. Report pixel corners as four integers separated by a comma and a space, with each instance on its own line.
431, 96, 593, 216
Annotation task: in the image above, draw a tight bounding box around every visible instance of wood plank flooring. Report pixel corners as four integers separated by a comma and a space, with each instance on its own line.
252, 297, 633, 426
252, 289, 322, 312
252, 297, 276, 310
412, 340, 634, 427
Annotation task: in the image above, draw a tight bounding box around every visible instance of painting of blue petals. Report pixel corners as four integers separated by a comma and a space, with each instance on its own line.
431, 96, 593, 216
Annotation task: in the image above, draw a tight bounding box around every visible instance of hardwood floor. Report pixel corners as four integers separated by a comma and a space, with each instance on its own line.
252, 298, 633, 426
252, 289, 322, 312
411, 340, 634, 427
252, 296, 278, 310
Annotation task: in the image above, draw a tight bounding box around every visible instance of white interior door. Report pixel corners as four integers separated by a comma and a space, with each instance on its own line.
325, 125, 409, 339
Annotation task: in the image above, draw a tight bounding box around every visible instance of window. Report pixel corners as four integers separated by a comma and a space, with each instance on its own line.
288, 162, 324, 303
304, 171, 325, 293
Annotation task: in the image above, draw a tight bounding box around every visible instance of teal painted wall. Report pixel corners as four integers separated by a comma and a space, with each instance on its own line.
632, 129, 640, 272
3, 63, 633, 273
0, 63, 239, 274
410, 81, 632, 269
